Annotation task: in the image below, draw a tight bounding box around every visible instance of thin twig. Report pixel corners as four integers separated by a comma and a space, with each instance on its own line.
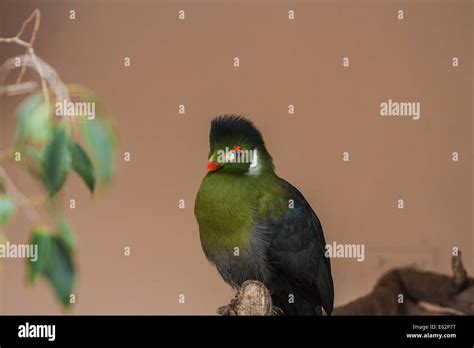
1, 54, 69, 104
14, 9, 40, 41
0, 81, 38, 96
0, 9, 50, 112
12, 9, 41, 84
17, 10, 41, 83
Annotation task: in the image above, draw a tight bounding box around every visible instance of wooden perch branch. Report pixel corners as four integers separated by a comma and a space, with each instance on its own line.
217, 280, 279, 316
219, 252, 473, 316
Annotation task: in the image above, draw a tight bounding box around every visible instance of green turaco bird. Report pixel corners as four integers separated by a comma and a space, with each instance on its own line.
194, 115, 334, 315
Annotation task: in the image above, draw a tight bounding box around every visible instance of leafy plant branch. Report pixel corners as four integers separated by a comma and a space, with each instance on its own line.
0, 9, 117, 309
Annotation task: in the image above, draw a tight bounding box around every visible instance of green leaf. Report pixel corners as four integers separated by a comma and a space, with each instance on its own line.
57, 219, 76, 252
68, 140, 95, 192
17, 94, 52, 145
45, 236, 75, 308
27, 226, 75, 308
41, 126, 71, 196
80, 118, 116, 186
22, 146, 43, 179
27, 226, 54, 284
0, 195, 16, 226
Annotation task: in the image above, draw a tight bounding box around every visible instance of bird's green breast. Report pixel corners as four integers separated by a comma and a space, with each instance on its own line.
194, 172, 286, 259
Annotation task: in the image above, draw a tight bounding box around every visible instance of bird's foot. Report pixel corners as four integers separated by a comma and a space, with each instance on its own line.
217, 303, 234, 316
272, 306, 284, 316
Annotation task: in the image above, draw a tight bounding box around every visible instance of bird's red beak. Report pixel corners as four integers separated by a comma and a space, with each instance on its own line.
207, 161, 223, 172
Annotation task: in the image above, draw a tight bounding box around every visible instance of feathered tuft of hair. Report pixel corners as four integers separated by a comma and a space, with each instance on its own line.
210, 115, 265, 147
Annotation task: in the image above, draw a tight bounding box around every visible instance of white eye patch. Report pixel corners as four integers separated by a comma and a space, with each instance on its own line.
248, 150, 260, 175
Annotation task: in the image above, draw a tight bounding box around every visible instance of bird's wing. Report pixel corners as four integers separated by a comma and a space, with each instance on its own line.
265, 179, 334, 314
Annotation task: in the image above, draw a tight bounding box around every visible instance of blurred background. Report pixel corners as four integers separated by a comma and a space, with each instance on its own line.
0, 0, 472, 314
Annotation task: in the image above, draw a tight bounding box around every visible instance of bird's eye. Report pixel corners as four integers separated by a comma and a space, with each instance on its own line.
226, 151, 236, 162
232, 145, 244, 153
226, 145, 244, 163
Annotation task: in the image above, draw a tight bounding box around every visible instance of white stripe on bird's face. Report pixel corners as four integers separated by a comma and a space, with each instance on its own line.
247, 149, 260, 176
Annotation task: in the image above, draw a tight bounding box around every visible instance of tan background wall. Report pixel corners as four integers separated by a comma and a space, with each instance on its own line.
0, 0, 472, 314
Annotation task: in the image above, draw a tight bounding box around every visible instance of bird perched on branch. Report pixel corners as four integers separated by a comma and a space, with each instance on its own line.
194, 115, 334, 315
